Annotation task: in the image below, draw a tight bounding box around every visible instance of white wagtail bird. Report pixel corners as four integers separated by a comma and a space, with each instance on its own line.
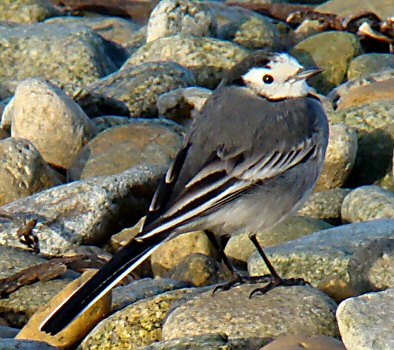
40, 50, 328, 335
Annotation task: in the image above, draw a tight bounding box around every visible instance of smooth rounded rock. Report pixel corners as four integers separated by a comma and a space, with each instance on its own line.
11, 79, 97, 169
0, 138, 62, 206
147, 0, 217, 43
341, 186, 394, 222
67, 120, 184, 180
314, 123, 357, 191
347, 53, 394, 81
0, 339, 60, 349
260, 334, 345, 350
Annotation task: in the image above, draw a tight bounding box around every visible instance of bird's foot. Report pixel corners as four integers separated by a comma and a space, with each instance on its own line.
212, 272, 272, 295
249, 276, 309, 298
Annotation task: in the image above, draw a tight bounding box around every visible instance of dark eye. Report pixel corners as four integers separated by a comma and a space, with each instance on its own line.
263, 74, 274, 84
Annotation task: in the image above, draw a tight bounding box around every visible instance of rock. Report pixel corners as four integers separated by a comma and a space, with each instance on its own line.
0, 138, 62, 206
45, 16, 140, 49
0, 279, 72, 327
328, 100, 394, 187
16, 270, 111, 349
68, 120, 184, 181
79, 288, 199, 350
0, 339, 60, 349
157, 87, 212, 125
336, 289, 394, 350
341, 186, 394, 222
314, 123, 357, 191
0, 0, 61, 24
151, 231, 216, 278
335, 79, 394, 110
224, 216, 332, 265
88, 61, 195, 117
93, 116, 132, 133
347, 54, 394, 81
138, 333, 232, 350
112, 278, 190, 312
260, 334, 346, 350
297, 188, 351, 224
348, 238, 394, 292
0, 97, 14, 132
0, 165, 164, 255
316, 0, 394, 21
147, 0, 217, 43
0, 22, 119, 98
291, 32, 362, 94
11, 78, 97, 169
171, 253, 229, 287
125, 34, 249, 88
0, 326, 19, 338
248, 219, 394, 290
163, 285, 338, 347
0, 129, 8, 140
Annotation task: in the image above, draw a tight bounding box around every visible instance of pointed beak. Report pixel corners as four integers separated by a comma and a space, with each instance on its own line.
293, 67, 324, 81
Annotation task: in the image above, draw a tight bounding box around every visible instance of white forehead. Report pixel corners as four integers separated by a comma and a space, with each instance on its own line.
266, 53, 303, 79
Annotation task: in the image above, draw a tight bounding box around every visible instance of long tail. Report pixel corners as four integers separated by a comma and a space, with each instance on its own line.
40, 231, 171, 335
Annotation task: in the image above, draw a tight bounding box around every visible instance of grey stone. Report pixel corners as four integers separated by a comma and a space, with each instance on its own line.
112, 278, 190, 312
125, 34, 249, 88
0, 0, 61, 24
314, 123, 357, 191
93, 116, 132, 133
0, 165, 164, 255
0, 279, 72, 327
67, 120, 184, 180
248, 219, 394, 287
224, 216, 332, 265
297, 188, 351, 224
291, 32, 362, 94
0, 22, 119, 98
336, 289, 394, 350
79, 288, 199, 350
0, 339, 60, 349
163, 285, 338, 346
11, 79, 97, 169
137, 334, 232, 350
347, 54, 394, 81
328, 100, 394, 187
147, 0, 217, 43
88, 61, 195, 117
0, 326, 19, 338
316, 0, 394, 21
0, 138, 62, 206
341, 186, 394, 222
348, 238, 394, 291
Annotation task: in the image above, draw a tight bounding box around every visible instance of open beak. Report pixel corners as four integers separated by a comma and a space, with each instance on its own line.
293, 67, 324, 81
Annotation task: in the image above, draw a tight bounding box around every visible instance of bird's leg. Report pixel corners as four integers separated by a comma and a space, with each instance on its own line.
248, 233, 308, 298
204, 231, 271, 294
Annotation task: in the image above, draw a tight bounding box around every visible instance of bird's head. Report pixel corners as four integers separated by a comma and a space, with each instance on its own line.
222, 51, 323, 100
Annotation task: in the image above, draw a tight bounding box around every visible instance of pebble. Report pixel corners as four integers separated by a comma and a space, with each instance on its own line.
347, 53, 394, 81
336, 288, 394, 350
11, 78, 97, 169
260, 334, 346, 350
0, 339, 60, 349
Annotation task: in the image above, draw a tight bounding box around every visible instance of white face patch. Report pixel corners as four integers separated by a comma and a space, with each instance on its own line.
242, 53, 313, 99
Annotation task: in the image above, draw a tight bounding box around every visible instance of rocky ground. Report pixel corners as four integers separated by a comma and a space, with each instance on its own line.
0, 0, 393, 349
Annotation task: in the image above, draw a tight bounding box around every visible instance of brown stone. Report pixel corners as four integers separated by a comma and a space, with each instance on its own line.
260, 334, 345, 350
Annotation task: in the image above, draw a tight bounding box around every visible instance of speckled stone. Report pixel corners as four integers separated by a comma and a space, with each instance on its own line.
0, 22, 119, 97
125, 34, 249, 88
336, 289, 394, 350
328, 100, 394, 187
147, 0, 217, 43
291, 31, 362, 94
314, 123, 357, 191
67, 120, 184, 180
88, 61, 195, 118
0, 165, 164, 255
11, 78, 97, 169
0, 0, 61, 24
163, 285, 338, 345
297, 188, 351, 224
224, 216, 332, 265
248, 219, 394, 287
341, 186, 394, 222
0, 138, 62, 206
79, 288, 199, 350
347, 54, 394, 81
